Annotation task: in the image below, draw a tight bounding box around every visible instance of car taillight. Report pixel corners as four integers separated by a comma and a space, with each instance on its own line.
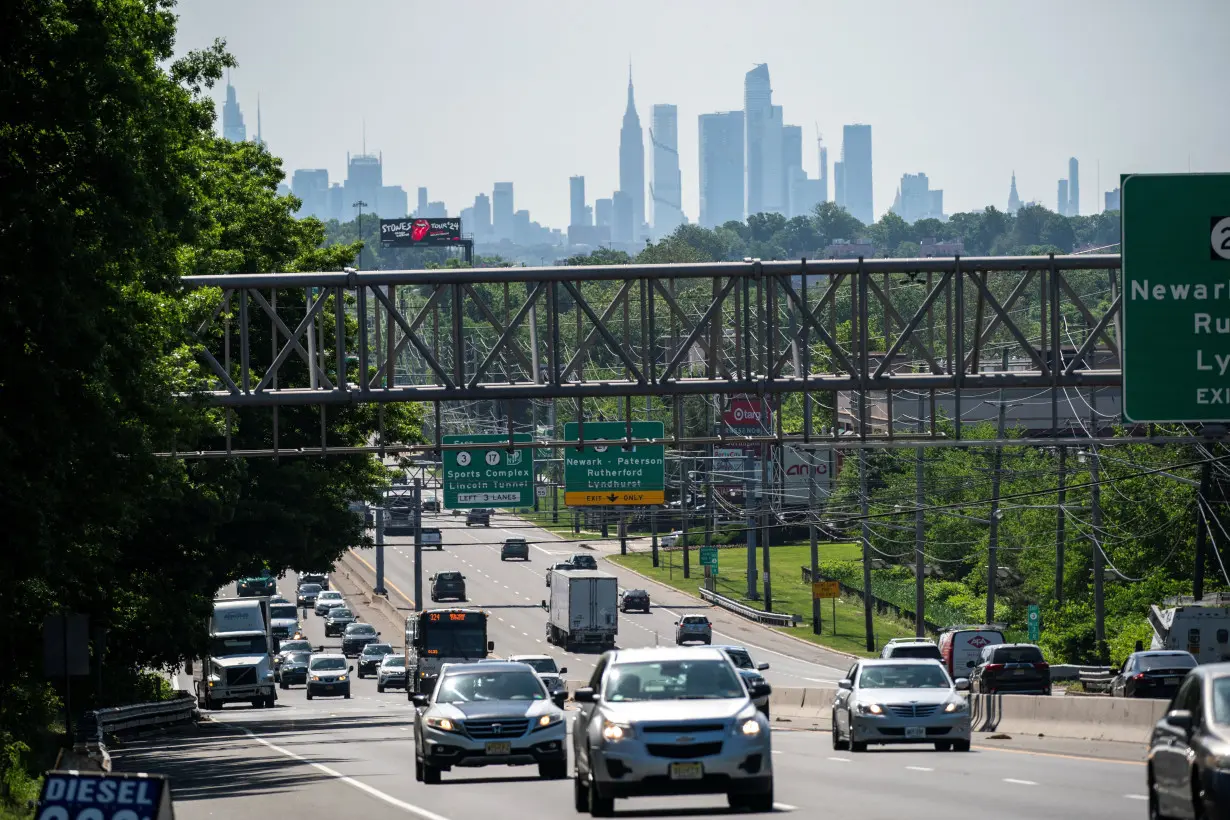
1133, 672, 1147, 681
1033, 662, 1049, 670
984, 663, 1004, 672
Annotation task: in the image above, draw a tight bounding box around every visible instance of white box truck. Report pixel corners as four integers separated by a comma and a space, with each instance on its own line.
544, 569, 618, 650
197, 597, 277, 710
1150, 595, 1230, 663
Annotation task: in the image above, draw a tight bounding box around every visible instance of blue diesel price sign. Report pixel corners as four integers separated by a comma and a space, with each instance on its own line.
36, 771, 173, 820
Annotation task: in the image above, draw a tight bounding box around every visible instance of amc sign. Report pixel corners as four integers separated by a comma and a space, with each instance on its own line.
781, 446, 835, 501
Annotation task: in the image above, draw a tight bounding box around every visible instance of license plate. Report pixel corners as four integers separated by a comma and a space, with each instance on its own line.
1012, 669, 1025, 675
669, 762, 703, 781
1164, 677, 1179, 685
485, 742, 511, 756
905, 726, 926, 739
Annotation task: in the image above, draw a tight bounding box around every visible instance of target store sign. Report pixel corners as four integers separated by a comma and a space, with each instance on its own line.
723, 398, 772, 429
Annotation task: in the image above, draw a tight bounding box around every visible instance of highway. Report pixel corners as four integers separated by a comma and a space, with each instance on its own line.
112, 514, 1151, 819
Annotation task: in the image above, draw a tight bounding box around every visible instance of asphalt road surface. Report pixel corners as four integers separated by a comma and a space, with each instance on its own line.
117, 516, 1150, 820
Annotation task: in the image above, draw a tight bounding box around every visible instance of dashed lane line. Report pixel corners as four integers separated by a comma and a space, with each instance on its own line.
1002, 778, 1037, 786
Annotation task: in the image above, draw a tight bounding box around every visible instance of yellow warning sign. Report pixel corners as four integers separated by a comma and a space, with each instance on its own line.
564, 490, 666, 506
812, 581, 841, 599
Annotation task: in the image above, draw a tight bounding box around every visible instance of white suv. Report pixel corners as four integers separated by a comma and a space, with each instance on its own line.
881, 638, 943, 661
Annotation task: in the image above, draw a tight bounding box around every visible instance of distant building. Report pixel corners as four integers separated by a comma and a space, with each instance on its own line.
345, 152, 382, 218
789, 177, 824, 221
698, 111, 744, 228
612, 190, 633, 243
276, 182, 290, 198
890, 172, 944, 223
567, 224, 611, 247
840, 124, 873, 225
569, 176, 588, 227
459, 207, 474, 235
744, 64, 785, 217
1007, 171, 1022, 214
650, 104, 683, 239
291, 169, 330, 221
619, 68, 646, 240
595, 197, 613, 228
417, 187, 428, 217
822, 239, 875, 259
328, 183, 344, 222
782, 124, 803, 215
1068, 157, 1080, 216
472, 193, 492, 238
513, 209, 531, 245
493, 182, 514, 241
920, 237, 965, 257
833, 161, 845, 211
1104, 187, 1121, 211
817, 138, 829, 205
222, 83, 246, 143
380, 185, 409, 219
1057, 179, 1069, 216
425, 201, 447, 218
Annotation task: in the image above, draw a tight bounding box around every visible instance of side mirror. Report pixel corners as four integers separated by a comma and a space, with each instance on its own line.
1165, 709, 1194, 732
552, 691, 568, 708
954, 678, 970, 691
838, 679, 853, 690
348, 665, 355, 672
412, 694, 429, 708
757, 663, 770, 671
749, 682, 772, 699
966, 660, 977, 668
541, 600, 547, 609
376, 632, 381, 636
487, 641, 495, 652
559, 667, 568, 674
574, 687, 597, 703
674, 621, 680, 626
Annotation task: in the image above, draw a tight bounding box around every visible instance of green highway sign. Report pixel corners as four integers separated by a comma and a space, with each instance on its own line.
1027, 604, 1041, 642
1122, 173, 1230, 422
563, 422, 665, 506
442, 434, 533, 508
699, 547, 718, 567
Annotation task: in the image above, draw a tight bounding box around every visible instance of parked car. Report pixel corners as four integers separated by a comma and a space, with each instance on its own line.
501, 538, 530, 561
546, 562, 573, 586
831, 658, 971, 752
466, 508, 491, 527
357, 642, 395, 677
674, 614, 712, 645
1147, 662, 1230, 818
1112, 650, 1197, 699
571, 647, 773, 814
569, 553, 598, 570
881, 638, 943, 661
937, 625, 1005, 678
305, 654, 352, 700
715, 645, 771, 716
377, 654, 408, 692
314, 590, 345, 616
324, 607, 357, 637
430, 571, 467, 602
969, 643, 1050, 695
618, 589, 650, 613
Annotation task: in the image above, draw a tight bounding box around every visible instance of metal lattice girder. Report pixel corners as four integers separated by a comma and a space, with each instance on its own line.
181, 254, 1122, 407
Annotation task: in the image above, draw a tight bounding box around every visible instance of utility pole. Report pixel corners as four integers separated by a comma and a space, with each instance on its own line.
681, 454, 691, 579
985, 352, 1009, 624
412, 478, 423, 611
374, 506, 387, 596
860, 447, 874, 652
1056, 446, 1067, 606
1089, 389, 1105, 661
619, 510, 627, 556
745, 453, 758, 600
810, 453, 821, 635
1195, 460, 1213, 601
914, 390, 926, 637
761, 440, 772, 611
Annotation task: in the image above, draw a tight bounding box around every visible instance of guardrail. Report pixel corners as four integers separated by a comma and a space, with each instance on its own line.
1077, 667, 1115, 692
698, 587, 801, 628
67, 692, 198, 773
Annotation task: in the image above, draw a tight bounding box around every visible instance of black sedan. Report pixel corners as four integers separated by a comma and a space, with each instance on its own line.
341, 623, 381, 657
324, 607, 357, 637
1112, 650, 1197, 699
619, 589, 650, 612
1148, 663, 1230, 817
356, 642, 394, 677
277, 651, 311, 688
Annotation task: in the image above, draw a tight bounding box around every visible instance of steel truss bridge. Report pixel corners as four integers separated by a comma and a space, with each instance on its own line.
176, 254, 1136, 457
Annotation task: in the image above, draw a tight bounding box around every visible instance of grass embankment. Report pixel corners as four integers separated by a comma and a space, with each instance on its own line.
609, 543, 923, 658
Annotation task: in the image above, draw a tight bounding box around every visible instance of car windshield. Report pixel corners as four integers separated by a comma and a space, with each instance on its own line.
298, 583, 321, 593
329, 609, 353, 620
625, 590, 646, 598
859, 664, 951, 689
517, 658, 559, 674
279, 641, 311, 654
682, 617, 709, 625
991, 646, 1044, 664
724, 649, 753, 669
209, 635, 267, 655
435, 671, 546, 703
605, 659, 744, 701
270, 604, 297, 619
892, 645, 943, 660
506, 539, 526, 546
319, 592, 342, 601
436, 573, 462, 582
286, 652, 311, 664
363, 643, 392, 654
310, 657, 346, 671
348, 625, 376, 636
1138, 653, 1197, 671
382, 656, 406, 668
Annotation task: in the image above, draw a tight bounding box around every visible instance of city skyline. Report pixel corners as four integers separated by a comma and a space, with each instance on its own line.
180, 0, 1230, 229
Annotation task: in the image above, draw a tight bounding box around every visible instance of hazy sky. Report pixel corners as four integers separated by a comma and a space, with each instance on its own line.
174, 0, 1229, 229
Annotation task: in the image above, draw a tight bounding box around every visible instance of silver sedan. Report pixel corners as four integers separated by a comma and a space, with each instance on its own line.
831, 658, 971, 752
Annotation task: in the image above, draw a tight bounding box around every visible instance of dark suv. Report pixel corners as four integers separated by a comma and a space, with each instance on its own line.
970, 643, 1050, 695
466, 508, 491, 527
341, 623, 381, 657
385, 497, 415, 536
619, 589, 650, 612
501, 538, 530, 561
430, 571, 466, 602
569, 553, 597, 570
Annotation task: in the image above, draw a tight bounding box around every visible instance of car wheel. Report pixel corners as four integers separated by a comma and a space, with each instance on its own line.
344, 690, 351, 700
831, 717, 848, 750
934, 741, 952, 751
731, 784, 773, 813
538, 760, 567, 779
952, 740, 971, 752
377, 683, 385, 693
415, 757, 424, 782
423, 762, 441, 784
265, 696, 276, 709
1147, 766, 1168, 820
279, 681, 288, 690
850, 740, 867, 753
588, 779, 613, 817
574, 774, 590, 813
250, 699, 262, 709
306, 691, 313, 700
761, 704, 771, 721
358, 671, 365, 679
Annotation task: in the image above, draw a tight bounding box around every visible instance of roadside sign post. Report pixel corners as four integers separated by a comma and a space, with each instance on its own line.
1121, 173, 1230, 423
699, 546, 719, 567
442, 434, 534, 508
563, 422, 665, 506
811, 581, 840, 637
1027, 604, 1041, 642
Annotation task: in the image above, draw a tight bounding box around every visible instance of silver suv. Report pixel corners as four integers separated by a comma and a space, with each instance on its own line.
571, 647, 773, 816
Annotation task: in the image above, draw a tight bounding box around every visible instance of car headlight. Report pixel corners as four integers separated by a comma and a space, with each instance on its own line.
856, 703, 884, 715
311, 675, 321, 681
534, 713, 563, 731
740, 719, 761, 736
425, 716, 459, 733
263, 670, 274, 680
601, 720, 634, 742
944, 700, 967, 713
337, 675, 347, 682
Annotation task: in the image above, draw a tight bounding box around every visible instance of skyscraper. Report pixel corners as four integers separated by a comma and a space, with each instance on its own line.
840, 124, 873, 225
618, 67, 646, 241
380, 186, 408, 218
1057, 179, 1069, 216
473, 193, 492, 238
493, 182, 514, 241
595, 198, 613, 228
1068, 157, 1079, 216
291, 169, 330, 221
612, 190, 633, 243
833, 162, 845, 210
698, 111, 744, 228
417, 187, 428, 217
890, 173, 943, 224
254, 96, 264, 148
222, 82, 246, 143
570, 176, 587, 227
344, 151, 382, 218
817, 137, 829, 204
1007, 171, 1022, 214
650, 104, 683, 238
743, 64, 772, 216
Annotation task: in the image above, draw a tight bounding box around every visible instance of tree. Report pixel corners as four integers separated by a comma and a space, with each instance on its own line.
812, 201, 865, 245
867, 212, 913, 254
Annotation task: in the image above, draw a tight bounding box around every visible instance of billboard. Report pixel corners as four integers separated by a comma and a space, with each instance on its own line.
723, 397, 772, 431
380, 217, 463, 247
780, 445, 835, 504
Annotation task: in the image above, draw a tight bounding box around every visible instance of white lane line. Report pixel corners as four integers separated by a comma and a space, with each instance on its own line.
238, 727, 453, 820
770, 750, 783, 755
826, 757, 850, 763
1124, 795, 1147, 801
773, 803, 798, 811
905, 766, 933, 772
1002, 778, 1037, 786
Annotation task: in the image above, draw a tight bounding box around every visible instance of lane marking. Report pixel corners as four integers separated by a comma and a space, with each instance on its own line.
826, 757, 850, 763
238, 727, 453, 820
773, 803, 798, 811
905, 766, 933, 772
1002, 778, 1037, 786
1124, 795, 1147, 801
971, 744, 1145, 766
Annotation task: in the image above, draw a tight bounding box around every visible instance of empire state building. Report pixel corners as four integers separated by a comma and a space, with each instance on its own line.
618, 67, 645, 242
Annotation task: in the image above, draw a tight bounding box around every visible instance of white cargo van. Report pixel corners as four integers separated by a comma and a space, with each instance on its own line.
1150, 596, 1230, 663
938, 625, 1005, 678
